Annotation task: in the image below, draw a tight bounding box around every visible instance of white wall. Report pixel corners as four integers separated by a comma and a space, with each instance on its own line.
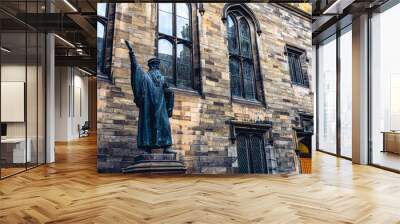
54, 67, 89, 141
1, 64, 38, 137
1, 65, 26, 135
55, 66, 69, 141
1, 62, 46, 164
72, 72, 89, 138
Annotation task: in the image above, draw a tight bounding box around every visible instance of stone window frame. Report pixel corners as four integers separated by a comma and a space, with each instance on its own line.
284, 45, 310, 88
222, 3, 266, 106
97, 3, 116, 82
155, 3, 202, 94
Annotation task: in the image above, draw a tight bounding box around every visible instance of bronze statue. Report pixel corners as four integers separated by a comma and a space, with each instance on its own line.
125, 40, 175, 154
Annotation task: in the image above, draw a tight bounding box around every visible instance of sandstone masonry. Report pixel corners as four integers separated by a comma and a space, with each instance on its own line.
97, 3, 313, 174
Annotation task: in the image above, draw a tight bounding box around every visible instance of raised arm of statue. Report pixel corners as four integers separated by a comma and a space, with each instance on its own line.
125, 40, 144, 107
125, 40, 137, 67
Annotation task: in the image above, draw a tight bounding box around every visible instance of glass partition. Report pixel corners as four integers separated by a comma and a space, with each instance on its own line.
339, 26, 352, 158
317, 35, 337, 155
0, 1, 46, 179
370, 3, 400, 171
1, 31, 28, 177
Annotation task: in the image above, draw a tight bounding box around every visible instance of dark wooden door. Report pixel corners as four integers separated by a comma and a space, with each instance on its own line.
236, 132, 266, 174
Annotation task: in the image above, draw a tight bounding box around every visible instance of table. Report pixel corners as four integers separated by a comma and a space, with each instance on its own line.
1, 138, 32, 163
382, 131, 400, 154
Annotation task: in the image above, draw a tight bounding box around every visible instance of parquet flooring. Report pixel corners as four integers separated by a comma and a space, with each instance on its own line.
1, 135, 400, 223
0, 167, 26, 178
372, 150, 400, 171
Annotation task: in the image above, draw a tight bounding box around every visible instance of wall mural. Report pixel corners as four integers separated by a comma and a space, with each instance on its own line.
97, 3, 314, 175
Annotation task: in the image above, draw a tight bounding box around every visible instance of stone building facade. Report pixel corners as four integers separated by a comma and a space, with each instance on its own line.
97, 3, 313, 174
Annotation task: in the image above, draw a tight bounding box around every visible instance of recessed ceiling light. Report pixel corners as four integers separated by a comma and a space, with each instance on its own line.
54, 34, 75, 48
1, 47, 11, 53
322, 0, 354, 15
78, 67, 92, 76
63, 0, 78, 12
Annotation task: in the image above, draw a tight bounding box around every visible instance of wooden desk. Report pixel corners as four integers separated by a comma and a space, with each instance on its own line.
1, 138, 32, 163
382, 132, 400, 154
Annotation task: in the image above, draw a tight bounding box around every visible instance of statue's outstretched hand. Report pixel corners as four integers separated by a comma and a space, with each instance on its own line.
124, 40, 133, 53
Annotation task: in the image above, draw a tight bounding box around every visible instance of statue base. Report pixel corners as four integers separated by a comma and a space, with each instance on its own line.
122, 153, 186, 174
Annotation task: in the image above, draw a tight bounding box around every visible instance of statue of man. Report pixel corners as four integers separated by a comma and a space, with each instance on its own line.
125, 40, 175, 154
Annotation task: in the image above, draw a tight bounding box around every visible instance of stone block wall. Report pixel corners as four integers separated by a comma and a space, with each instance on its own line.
97, 3, 313, 174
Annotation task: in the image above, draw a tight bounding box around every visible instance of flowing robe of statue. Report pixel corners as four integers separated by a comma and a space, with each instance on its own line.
127, 45, 174, 150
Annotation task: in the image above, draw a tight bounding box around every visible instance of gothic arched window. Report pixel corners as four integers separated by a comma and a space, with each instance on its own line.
157, 3, 200, 91
225, 6, 264, 103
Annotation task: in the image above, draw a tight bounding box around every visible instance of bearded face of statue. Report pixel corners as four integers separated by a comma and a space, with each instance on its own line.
148, 58, 160, 70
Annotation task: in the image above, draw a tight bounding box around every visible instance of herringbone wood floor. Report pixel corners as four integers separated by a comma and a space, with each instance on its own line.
1, 135, 400, 224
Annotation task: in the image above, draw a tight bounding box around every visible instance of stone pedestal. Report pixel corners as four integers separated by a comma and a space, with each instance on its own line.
122, 153, 186, 174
